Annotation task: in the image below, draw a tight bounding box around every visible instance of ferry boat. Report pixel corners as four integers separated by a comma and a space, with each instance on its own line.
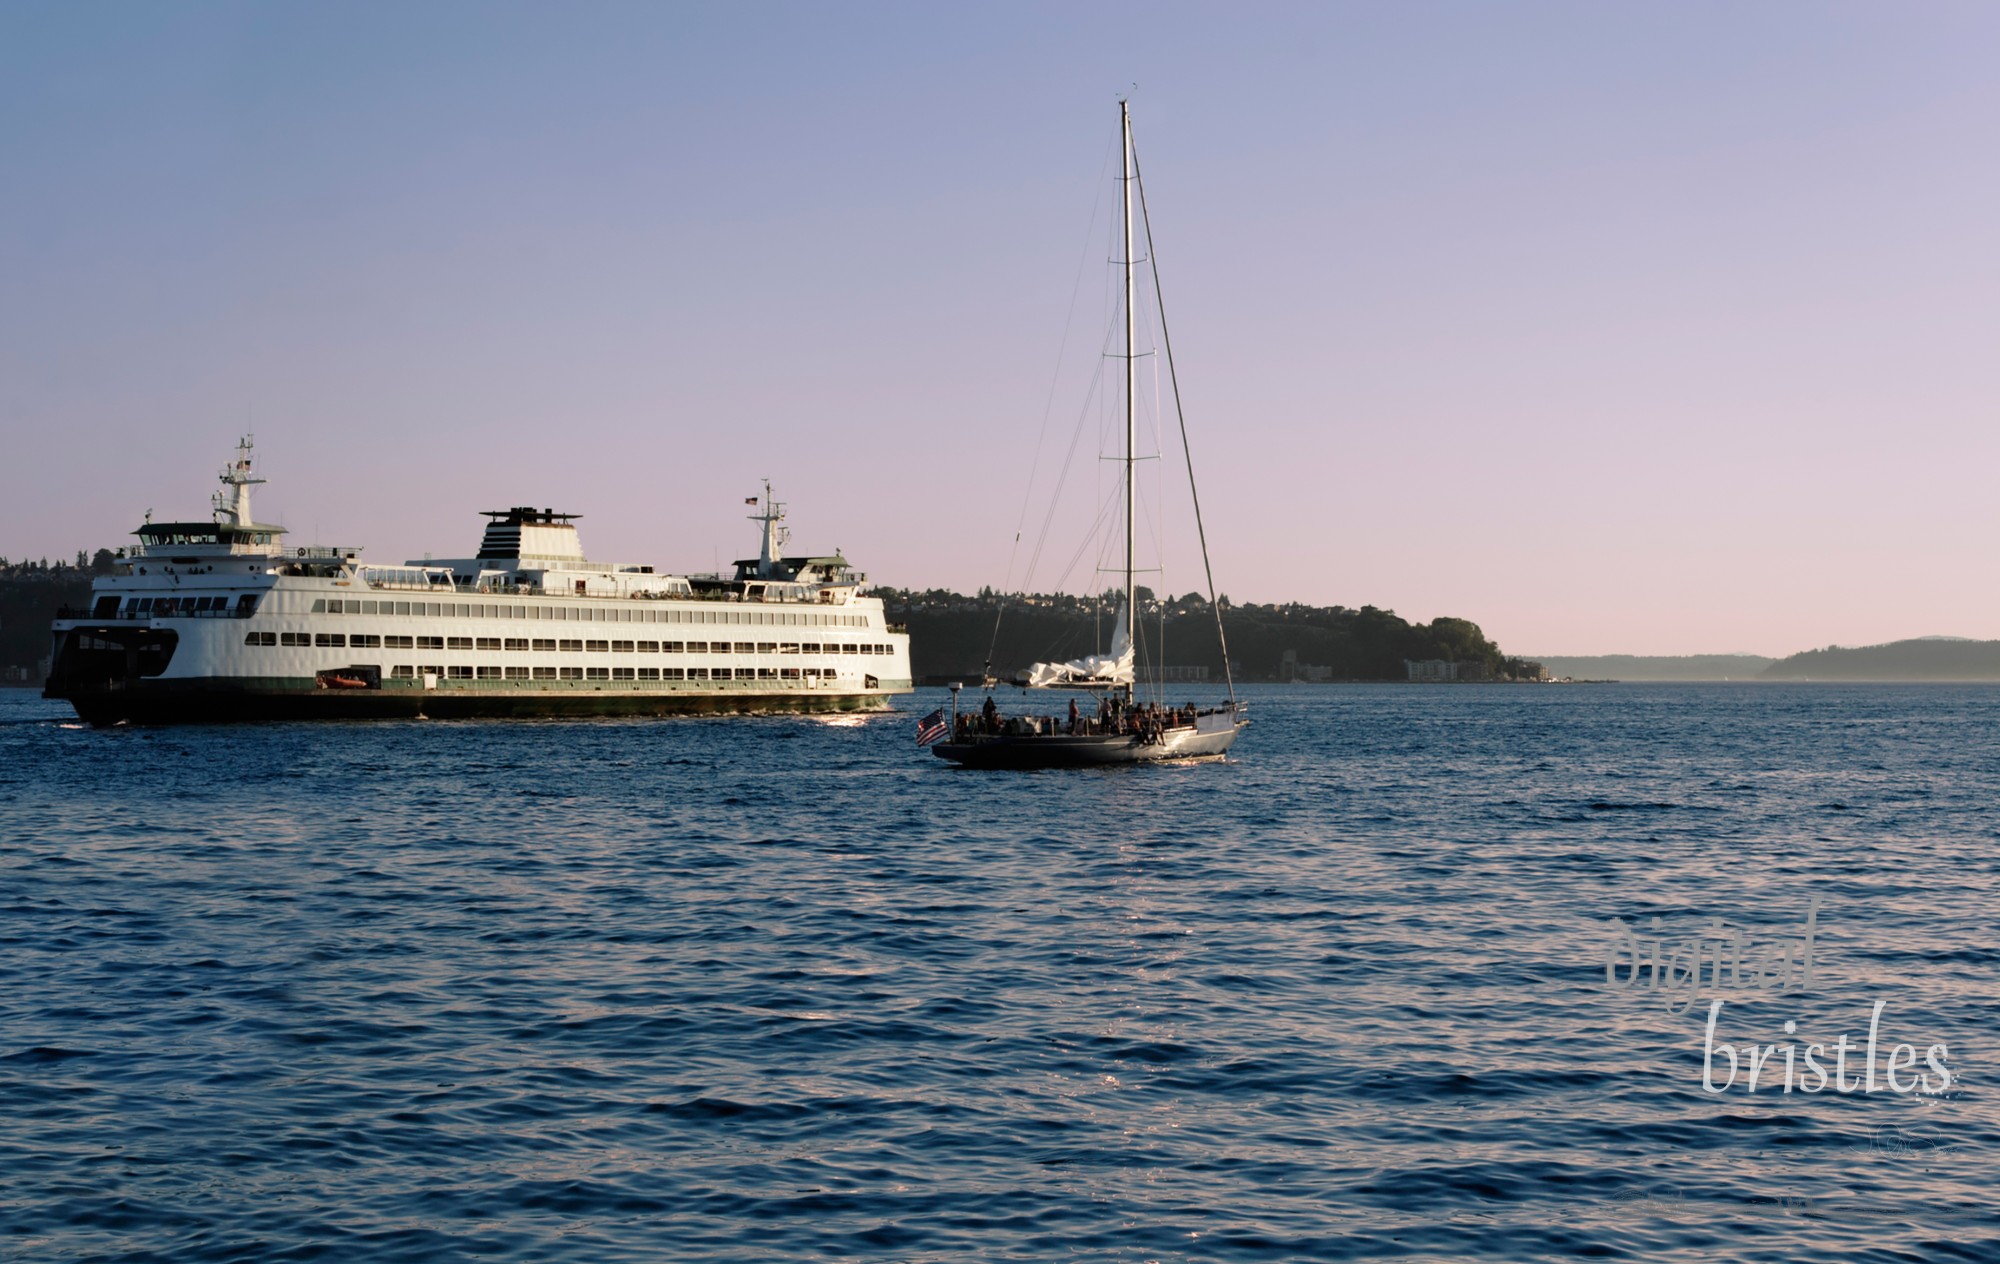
45, 440, 913, 723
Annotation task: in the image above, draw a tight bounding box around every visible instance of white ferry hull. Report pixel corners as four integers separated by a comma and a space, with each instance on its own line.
51, 673, 903, 725
46, 600, 910, 725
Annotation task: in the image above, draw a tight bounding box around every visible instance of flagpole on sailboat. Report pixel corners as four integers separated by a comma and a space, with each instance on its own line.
1120, 98, 1137, 703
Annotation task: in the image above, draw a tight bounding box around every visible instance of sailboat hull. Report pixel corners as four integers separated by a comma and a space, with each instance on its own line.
932, 712, 1246, 769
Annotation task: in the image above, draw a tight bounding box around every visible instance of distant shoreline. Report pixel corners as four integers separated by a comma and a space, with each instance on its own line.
1534, 639, 2000, 682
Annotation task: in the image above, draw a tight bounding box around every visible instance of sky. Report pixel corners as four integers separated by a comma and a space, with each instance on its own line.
4, 1, 1998, 657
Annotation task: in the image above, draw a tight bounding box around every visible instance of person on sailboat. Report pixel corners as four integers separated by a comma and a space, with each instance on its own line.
982, 694, 998, 734
1067, 697, 1080, 735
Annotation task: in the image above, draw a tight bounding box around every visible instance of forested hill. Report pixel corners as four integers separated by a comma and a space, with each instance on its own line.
876, 588, 1518, 683
1759, 639, 2000, 681
0, 559, 97, 679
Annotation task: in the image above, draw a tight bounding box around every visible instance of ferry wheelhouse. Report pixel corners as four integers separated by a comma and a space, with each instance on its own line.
46, 441, 913, 723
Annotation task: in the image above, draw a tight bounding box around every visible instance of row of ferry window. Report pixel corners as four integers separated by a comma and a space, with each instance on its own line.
310, 597, 869, 627
385, 665, 836, 681
245, 631, 894, 654
124, 595, 250, 615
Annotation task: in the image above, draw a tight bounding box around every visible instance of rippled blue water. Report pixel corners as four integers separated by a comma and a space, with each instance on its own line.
3, 683, 1998, 1262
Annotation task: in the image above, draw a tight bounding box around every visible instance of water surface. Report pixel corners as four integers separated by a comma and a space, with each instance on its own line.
3, 683, 1996, 1261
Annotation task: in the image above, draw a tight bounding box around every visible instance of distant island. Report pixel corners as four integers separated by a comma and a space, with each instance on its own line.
1758, 638, 2000, 681
1529, 640, 2000, 682
872, 588, 1538, 684
1528, 654, 1776, 682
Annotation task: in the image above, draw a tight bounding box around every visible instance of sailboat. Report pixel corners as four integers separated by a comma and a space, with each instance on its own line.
929, 101, 1247, 769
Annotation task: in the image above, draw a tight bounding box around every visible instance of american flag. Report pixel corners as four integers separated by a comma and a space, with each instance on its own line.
915, 707, 948, 745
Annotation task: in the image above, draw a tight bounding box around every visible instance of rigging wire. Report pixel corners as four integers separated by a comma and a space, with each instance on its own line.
1129, 119, 1237, 706
984, 134, 1118, 680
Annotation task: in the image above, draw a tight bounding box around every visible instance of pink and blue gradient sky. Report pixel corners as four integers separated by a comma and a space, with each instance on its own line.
5, 2, 1998, 656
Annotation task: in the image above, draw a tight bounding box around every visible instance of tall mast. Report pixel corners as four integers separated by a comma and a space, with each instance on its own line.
1120, 100, 1136, 684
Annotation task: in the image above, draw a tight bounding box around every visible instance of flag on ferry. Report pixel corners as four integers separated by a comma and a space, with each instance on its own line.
915, 707, 948, 745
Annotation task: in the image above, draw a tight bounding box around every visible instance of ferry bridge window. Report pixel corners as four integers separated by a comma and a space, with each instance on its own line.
417, 636, 444, 651
757, 668, 777, 679
476, 637, 501, 651
656, 668, 679, 680
686, 667, 708, 680
395, 602, 412, 615
385, 635, 414, 649
505, 666, 529, 680
351, 634, 382, 649
560, 639, 582, 653
477, 666, 501, 679
280, 632, 308, 646
585, 640, 609, 653
755, 643, 776, 654
532, 638, 556, 652
586, 667, 609, 680
559, 667, 583, 680
685, 641, 707, 653
734, 667, 756, 680
635, 641, 658, 652
611, 667, 635, 680
779, 642, 799, 654
243, 631, 277, 647
449, 666, 474, 679
659, 641, 682, 653
419, 664, 444, 676
802, 643, 821, 653
533, 666, 556, 680
637, 667, 661, 680
611, 640, 634, 653
505, 638, 529, 651
391, 665, 415, 678
732, 642, 754, 654
781, 667, 800, 679
315, 633, 345, 648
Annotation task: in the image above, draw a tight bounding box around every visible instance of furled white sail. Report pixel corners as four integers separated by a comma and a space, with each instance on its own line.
1019, 603, 1135, 688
